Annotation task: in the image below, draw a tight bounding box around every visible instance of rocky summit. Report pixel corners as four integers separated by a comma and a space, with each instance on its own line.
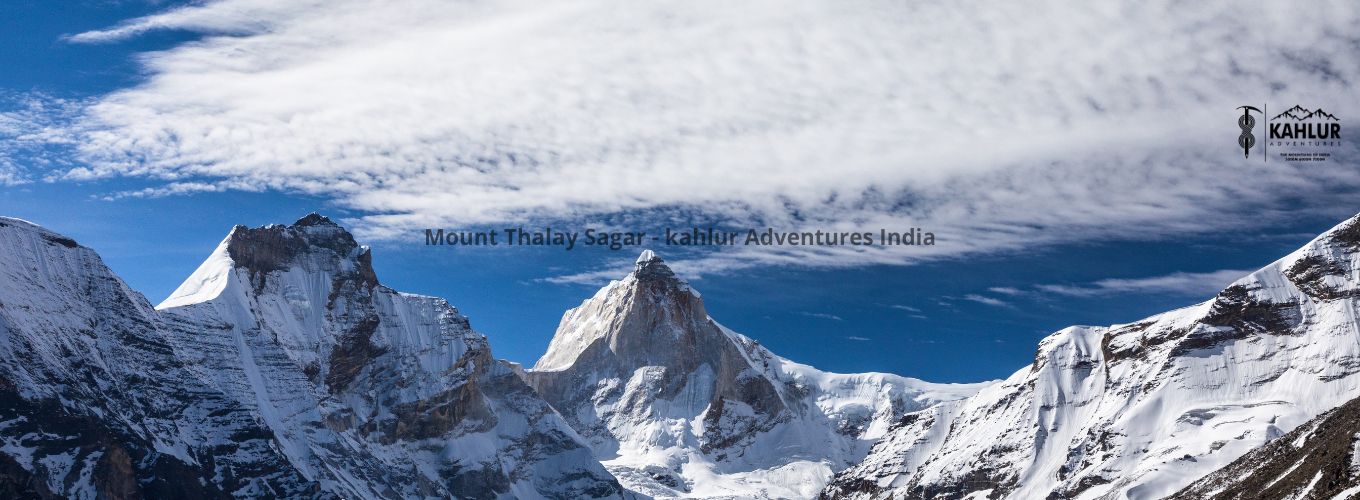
526, 250, 986, 498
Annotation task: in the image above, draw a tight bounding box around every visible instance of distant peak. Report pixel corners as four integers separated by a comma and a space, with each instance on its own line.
636, 249, 659, 265
633, 249, 676, 281
293, 213, 339, 227
160, 217, 377, 309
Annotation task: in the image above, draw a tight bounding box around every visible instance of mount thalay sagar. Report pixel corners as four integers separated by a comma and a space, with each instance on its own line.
2, 212, 1360, 499
423, 227, 935, 251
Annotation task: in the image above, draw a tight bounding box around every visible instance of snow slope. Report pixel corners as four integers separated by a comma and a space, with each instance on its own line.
156, 214, 623, 499
0, 216, 321, 497
527, 251, 988, 498
823, 213, 1360, 499
1168, 392, 1360, 500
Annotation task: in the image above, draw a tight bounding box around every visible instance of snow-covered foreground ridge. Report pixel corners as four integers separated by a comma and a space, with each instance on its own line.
824, 213, 1360, 500
525, 251, 990, 498
0, 214, 622, 499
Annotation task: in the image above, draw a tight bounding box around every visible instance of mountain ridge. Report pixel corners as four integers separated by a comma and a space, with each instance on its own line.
5, 212, 1360, 499
0, 216, 326, 498
155, 214, 624, 499
0, 214, 625, 499
822, 213, 1360, 499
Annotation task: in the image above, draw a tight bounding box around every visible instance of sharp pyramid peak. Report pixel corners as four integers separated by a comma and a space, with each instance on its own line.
160, 214, 375, 309
636, 249, 659, 265
632, 249, 677, 281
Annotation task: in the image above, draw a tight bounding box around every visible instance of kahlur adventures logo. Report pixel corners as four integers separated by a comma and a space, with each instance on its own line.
1236, 104, 1342, 162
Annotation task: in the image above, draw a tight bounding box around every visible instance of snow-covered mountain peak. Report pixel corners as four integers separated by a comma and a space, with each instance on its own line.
222, 215, 372, 277
532, 249, 716, 373
0, 216, 323, 497
824, 212, 1360, 500
527, 249, 987, 497
153, 215, 626, 498
633, 248, 675, 278
636, 248, 659, 265
294, 212, 339, 227
631, 249, 683, 287
1259, 212, 1360, 300
159, 214, 377, 309
0, 215, 624, 498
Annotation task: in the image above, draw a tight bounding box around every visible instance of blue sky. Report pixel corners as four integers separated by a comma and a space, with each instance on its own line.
2, 0, 1357, 382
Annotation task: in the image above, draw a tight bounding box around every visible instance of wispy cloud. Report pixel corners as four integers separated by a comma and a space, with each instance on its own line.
9, 0, 1358, 280
1034, 269, 1253, 298
64, 0, 290, 44
962, 294, 1011, 308
799, 312, 844, 321
887, 304, 921, 313
98, 181, 240, 201
845, 336, 872, 341
0, 93, 85, 186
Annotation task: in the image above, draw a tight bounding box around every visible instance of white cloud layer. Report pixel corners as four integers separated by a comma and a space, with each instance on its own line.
1035, 269, 1257, 298
43, 0, 1360, 276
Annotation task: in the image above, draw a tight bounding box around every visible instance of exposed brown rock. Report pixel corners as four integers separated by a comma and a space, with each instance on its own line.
93, 443, 139, 500
1286, 254, 1355, 301
325, 315, 386, 393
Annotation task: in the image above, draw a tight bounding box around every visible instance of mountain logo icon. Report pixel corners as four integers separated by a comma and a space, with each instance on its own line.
1272, 105, 1310, 121
1273, 105, 1341, 121
1303, 108, 1340, 121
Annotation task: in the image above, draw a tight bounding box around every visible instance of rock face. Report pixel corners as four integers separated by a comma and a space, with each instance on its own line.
1168, 393, 1360, 500
526, 251, 988, 498
157, 215, 623, 499
822, 214, 1360, 500
0, 215, 622, 499
0, 217, 321, 498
